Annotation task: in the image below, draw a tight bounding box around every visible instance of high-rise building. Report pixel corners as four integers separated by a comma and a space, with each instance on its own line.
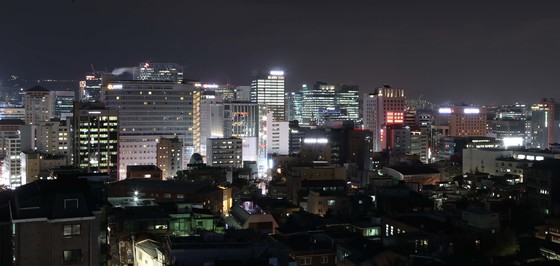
251, 70, 285, 122
362, 85, 406, 151
35, 118, 72, 164
102, 78, 198, 179
80, 72, 103, 102
24, 85, 52, 125
133, 62, 184, 83
200, 92, 225, 156
73, 102, 119, 177
235, 86, 252, 102
436, 106, 487, 137
286, 91, 303, 122
297, 82, 360, 126
530, 99, 559, 149
52, 90, 75, 119
223, 102, 264, 163
266, 112, 289, 155
157, 137, 183, 180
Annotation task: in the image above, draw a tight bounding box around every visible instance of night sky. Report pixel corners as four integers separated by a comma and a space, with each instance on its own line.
1, 0, 560, 105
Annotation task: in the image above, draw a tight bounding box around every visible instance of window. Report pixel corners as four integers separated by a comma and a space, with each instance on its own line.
300, 257, 311, 265
164, 193, 171, 199
321, 256, 328, 264
63, 224, 81, 237
63, 249, 82, 263
327, 199, 336, 206
64, 198, 79, 209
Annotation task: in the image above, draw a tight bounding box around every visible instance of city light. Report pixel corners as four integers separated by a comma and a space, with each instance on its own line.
438, 107, 452, 114
269, 70, 284, 76
463, 108, 480, 114
303, 138, 328, 144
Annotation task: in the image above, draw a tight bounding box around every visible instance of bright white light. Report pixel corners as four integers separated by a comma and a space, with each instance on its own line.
88, 111, 101, 114
464, 108, 480, 114
270, 70, 284, 76
303, 138, 328, 144
134, 191, 139, 196
438, 108, 452, 114
503, 137, 523, 148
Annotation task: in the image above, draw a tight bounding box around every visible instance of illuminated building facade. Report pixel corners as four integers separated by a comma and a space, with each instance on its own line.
200, 92, 225, 156
52, 90, 75, 119
24, 86, 52, 125
362, 85, 406, 151
0, 107, 25, 120
35, 119, 72, 164
73, 102, 119, 177
80, 72, 103, 102
251, 70, 285, 122
157, 137, 183, 180
294, 83, 360, 126
530, 99, 559, 149
133, 62, 184, 83
266, 111, 289, 155
437, 106, 487, 137
206, 137, 243, 168
102, 79, 197, 179
223, 102, 263, 162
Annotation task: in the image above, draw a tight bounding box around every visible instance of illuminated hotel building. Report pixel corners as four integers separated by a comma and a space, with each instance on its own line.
102, 78, 198, 180
438, 106, 487, 137
362, 85, 406, 151
73, 102, 119, 177
251, 70, 285, 122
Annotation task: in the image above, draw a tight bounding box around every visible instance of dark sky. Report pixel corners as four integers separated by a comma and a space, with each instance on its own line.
1, 0, 560, 105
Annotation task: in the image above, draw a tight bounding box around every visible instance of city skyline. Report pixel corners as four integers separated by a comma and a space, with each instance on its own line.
1, 0, 560, 105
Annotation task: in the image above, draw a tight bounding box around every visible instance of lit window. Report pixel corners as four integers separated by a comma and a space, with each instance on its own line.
63, 249, 82, 263
63, 224, 81, 237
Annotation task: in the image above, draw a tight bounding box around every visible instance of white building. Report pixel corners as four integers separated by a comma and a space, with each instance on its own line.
251, 70, 285, 122
266, 112, 289, 155
102, 78, 198, 179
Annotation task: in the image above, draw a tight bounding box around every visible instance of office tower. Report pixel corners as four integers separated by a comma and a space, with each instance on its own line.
133, 62, 184, 83
251, 70, 285, 122
206, 137, 243, 168
52, 90, 75, 119
298, 82, 360, 126
223, 102, 263, 162
337, 85, 360, 122
73, 102, 119, 177
266, 111, 289, 155
530, 99, 559, 149
24, 85, 52, 125
286, 91, 303, 122
35, 118, 73, 164
235, 86, 252, 102
437, 106, 487, 137
197, 83, 236, 102
487, 104, 529, 147
80, 72, 103, 102
102, 78, 198, 179
301, 83, 336, 126
362, 85, 406, 151
200, 92, 225, 156
157, 137, 183, 180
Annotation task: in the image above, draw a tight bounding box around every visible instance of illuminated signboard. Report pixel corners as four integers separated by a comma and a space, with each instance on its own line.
107, 84, 123, 90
